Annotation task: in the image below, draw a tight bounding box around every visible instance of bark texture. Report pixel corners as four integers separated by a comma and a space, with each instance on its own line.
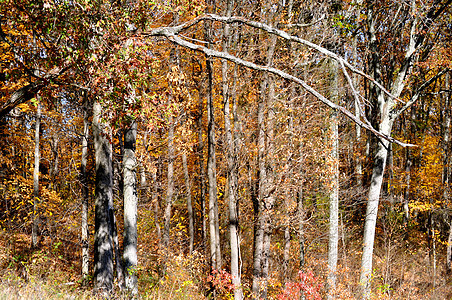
183, 153, 194, 255
81, 100, 90, 281
32, 101, 41, 248
93, 101, 114, 293
327, 58, 339, 300
207, 53, 221, 270
123, 121, 138, 294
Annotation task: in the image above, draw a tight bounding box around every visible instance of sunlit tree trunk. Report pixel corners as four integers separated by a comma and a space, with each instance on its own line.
443, 73, 452, 273
81, 98, 90, 282
327, 58, 339, 300
93, 100, 114, 293
163, 113, 174, 252
360, 1, 420, 296
32, 100, 41, 249
253, 26, 277, 300
221, 0, 243, 298
283, 99, 295, 282
123, 120, 138, 294
252, 77, 266, 296
183, 153, 194, 255
261, 76, 276, 300
352, 36, 362, 186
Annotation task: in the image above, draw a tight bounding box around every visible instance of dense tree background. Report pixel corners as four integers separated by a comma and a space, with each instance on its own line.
0, 0, 451, 299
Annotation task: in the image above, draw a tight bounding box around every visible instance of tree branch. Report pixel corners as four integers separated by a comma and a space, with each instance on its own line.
143, 27, 414, 147
394, 69, 448, 118
0, 81, 45, 119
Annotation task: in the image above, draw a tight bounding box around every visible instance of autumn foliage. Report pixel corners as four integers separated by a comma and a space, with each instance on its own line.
1, 0, 452, 299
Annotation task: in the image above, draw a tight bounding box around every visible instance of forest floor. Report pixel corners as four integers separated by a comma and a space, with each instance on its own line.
0, 230, 452, 299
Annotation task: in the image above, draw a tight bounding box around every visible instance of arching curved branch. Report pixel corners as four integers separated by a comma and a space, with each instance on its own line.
142, 18, 414, 147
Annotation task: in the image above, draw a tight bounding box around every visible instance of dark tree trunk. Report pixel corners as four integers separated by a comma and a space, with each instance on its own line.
93, 101, 114, 293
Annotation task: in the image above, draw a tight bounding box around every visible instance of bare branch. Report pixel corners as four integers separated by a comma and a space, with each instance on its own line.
202, 14, 403, 103
284, 14, 326, 28
142, 27, 414, 147
394, 69, 448, 118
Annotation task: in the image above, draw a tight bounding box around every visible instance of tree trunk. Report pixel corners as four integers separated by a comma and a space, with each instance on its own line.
163, 114, 174, 252
252, 27, 277, 298
327, 58, 339, 300
359, 1, 422, 296
298, 170, 305, 270
50, 133, 59, 189
153, 159, 162, 241
123, 120, 138, 294
198, 94, 207, 252
221, 0, 243, 297
447, 220, 452, 273
360, 114, 392, 298
111, 205, 123, 286
444, 73, 451, 273
183, 153, 194, 255
93, 100, 114, 293
32, 100, 41, 249
81, 99, 90, 282
261, 75, 276, 300
207, 52, 221, 270
252, 80, 266, 295
352, 35, 363, 186
404, 108, 416, 224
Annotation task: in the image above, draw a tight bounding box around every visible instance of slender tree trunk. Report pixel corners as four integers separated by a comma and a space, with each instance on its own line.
283, 224, 291, 281
207, 52, 221, 270
81, 99, 90, 282
153, 159, 162, 241
283, 99, 295, 282
50, 133, 59, 189
261, 76, 276, 300
352, 36, 362, 186
123, 120, 138, 294
183, 153, 194, 255
163, 114, 174, 252
221, 0, 243, 297
111, 206, 123, 286
32, 100, 41, 249
327, 58, 339, 300
198, 95, 207, 252
298, 168, 305, 270
447, 220, 452, 273
403, 105, 416, 223
93, 100, 114, 293
252, 79, 266, 295
444, 73, 452, 273
253, 28, 277, 299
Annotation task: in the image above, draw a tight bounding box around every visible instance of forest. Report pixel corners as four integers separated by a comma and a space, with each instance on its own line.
0, 0, 451, 299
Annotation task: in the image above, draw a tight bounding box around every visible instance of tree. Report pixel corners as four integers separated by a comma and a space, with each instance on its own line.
92, 100, 114, 293
123, 120, 138, 294
359, 1, 451, 297
31, 99, 41, 248
80, 95, 90, 282
221, 0, 242, 298
327, 58, 339, 299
